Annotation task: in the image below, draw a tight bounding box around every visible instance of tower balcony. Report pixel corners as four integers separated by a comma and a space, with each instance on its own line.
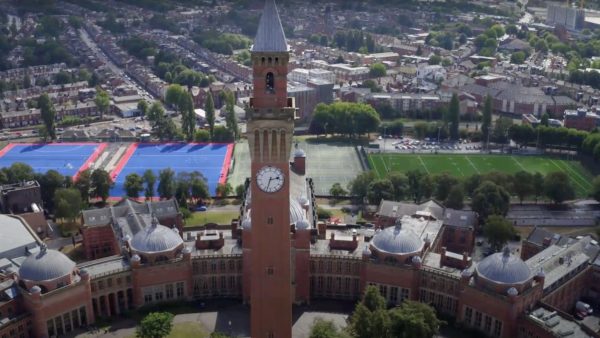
246, 97, 297, 120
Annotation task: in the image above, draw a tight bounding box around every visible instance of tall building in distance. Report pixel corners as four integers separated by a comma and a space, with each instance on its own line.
246, 0, 296, 336
546, 4, 585, 31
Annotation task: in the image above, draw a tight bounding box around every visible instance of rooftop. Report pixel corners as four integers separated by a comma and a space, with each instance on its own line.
527, 306, 592, 338
0, 215, 39, 261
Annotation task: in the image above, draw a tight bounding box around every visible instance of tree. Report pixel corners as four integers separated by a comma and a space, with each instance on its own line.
38, 93, 56, 139
432, 173, 459, 201
216, 182, 232, 196
54, 188, 82, 223
124, 173, 144, 198
190, 172, 209, 202
482, 95, 492, 147
532, 172, 544, 203
205, 92, 216, 139
369, 63, 386, 78
136, 312, 174, 338
471, 181, 510, 220
388, 172, 408, 201
74, 169, 92, 203
511, 51, 526, 64
158, 168, 176, 199
544, 171, 575, 204
143, 170, 156, 200
428, 55, 442, 65
91, 169, 113, 203
492, 117, 513, 143
407, 170, 425, 202
7, 162, 34, 183
309, 318, 346, 338
444, 184, 464, 209
224, 91, 238, 139
540, 113, 549, 127
593, 176, 600, 202
94, 89, 110, 119
348, 285, 389, 338
348, 171, 376, 202
329, 183, 348, 198
389, 301, 444, 338
513, 171, 533, 203
195, 129, 211, 142
181, 92, 196, 141
483, 215, 516, 251
235, 184, 245, 197
137, 100, 149, 117
38, 170, 64, 212
448, 93, 460, 140
367, 179, 394, 205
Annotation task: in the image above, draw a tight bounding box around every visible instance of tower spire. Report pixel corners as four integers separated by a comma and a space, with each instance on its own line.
252, 0, 288, 52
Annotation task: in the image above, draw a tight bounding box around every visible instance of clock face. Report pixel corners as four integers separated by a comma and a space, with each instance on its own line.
256, 166, 285, 193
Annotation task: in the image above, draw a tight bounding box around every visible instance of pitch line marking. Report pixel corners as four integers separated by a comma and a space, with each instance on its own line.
464, 156, 480, 174
417, 155, 430, 174
549, 159, 587, 192
552, 159, 591, 189
511, 156, 527, 171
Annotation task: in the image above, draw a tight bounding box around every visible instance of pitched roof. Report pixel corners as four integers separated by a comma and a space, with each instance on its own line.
252, 0, 288, 52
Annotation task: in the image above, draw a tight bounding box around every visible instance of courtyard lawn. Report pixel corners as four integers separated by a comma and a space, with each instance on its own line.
185, 210, 240, 227
127, 322, 208, 338
368, 153, 594, 197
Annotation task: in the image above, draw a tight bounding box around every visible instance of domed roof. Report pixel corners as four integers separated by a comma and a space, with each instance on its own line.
296, 219, 310, 230
30, 285, 41, 293
507, 287, 518, 296
476, 247, 531, 285
245, 198, 306, 229
130, 217, 183, 253
294, 148, 306, 158
19, 246, 76, 282
371, 223, 423, 255
290, 198, 306, 224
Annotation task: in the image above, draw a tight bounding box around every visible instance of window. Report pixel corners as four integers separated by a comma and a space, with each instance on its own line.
493, 320, 502, 337
144, 293, 152, 303
47, 319, 55, 337
221, 276, 227, 289
266, 72, 275, 93
267, 217, 274, 225
400, 288, 409, 302
155, 290, 163, 301
64, 312, 72, 332
211, 261, 217, 273
266, 267, 274, 275
465, 307, 473, 324
390, 287, 398, 304
474, 311, 482, 328
229, 260, 235, 271
98, 280, 104, 290
317, 276, 323, 290
220, 260, 226, 272
484, 315, 492, 333
229, 276, 235, 289
166, 284, 174, 299
379, 285, 387, 298
176, 282, 184, 297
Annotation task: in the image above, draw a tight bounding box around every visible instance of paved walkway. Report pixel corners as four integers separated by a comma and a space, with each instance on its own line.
70, 300, 352, 338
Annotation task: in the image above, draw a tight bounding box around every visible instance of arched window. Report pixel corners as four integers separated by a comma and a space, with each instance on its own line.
265, 72, 275, 94
261, 57, 265, 65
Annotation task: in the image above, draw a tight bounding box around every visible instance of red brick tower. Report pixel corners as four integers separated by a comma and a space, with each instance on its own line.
247, 0, 296, 337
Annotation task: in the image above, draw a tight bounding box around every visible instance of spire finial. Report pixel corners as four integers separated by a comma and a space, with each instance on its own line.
252, 0, 288, 52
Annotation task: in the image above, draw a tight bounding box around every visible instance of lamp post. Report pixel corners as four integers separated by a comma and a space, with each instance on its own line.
383, 125, 387, 153
437, 126, 441, 144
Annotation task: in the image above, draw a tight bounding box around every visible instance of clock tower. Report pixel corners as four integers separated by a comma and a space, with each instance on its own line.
247, 0, 296, 337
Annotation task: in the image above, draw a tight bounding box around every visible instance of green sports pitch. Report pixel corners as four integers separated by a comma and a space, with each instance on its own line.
368, 153, 594, 197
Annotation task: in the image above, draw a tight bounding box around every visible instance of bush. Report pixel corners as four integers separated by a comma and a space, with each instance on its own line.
317, 207, 332, 219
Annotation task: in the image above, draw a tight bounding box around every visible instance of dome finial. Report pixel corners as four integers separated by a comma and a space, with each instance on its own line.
39, 243, 47, 254
151, 212, 159, 228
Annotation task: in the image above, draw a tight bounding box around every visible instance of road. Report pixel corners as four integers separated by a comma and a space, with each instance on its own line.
78, 28, 155, 101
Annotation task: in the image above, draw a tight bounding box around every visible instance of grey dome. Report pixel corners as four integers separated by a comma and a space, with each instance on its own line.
30, 285, 41, 293
297, 196, 309, 206
476, 248, 531, 285
371, 224, 423, 255
296, 219, 310, 230
294, 148, 306, 158
19, 248, 75, 282
131, 220, 183, 254
461, 269, 473, 278
412, 255, 422, 264
507, 287, 518, 296
131, 254, 141, 262
290, 198, 306, 224
242, 216, 252, 230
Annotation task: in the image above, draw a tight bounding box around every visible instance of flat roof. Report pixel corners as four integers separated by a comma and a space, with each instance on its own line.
0, 215, 39, 261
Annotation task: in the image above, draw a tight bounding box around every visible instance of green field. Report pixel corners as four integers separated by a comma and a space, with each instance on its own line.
369, 154, 594, 197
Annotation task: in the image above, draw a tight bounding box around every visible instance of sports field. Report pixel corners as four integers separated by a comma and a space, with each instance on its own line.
110, 143, 233, 197
369, 153, 594, 197
0, 143, 106, 180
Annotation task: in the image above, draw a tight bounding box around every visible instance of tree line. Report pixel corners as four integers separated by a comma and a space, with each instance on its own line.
309, 102, 381, 138
343, 169, 576, 212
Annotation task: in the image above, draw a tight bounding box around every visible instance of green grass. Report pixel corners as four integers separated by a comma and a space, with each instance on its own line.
185, 210, 239, 226
369, 153, 594, 197
127, 322, 208, 338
